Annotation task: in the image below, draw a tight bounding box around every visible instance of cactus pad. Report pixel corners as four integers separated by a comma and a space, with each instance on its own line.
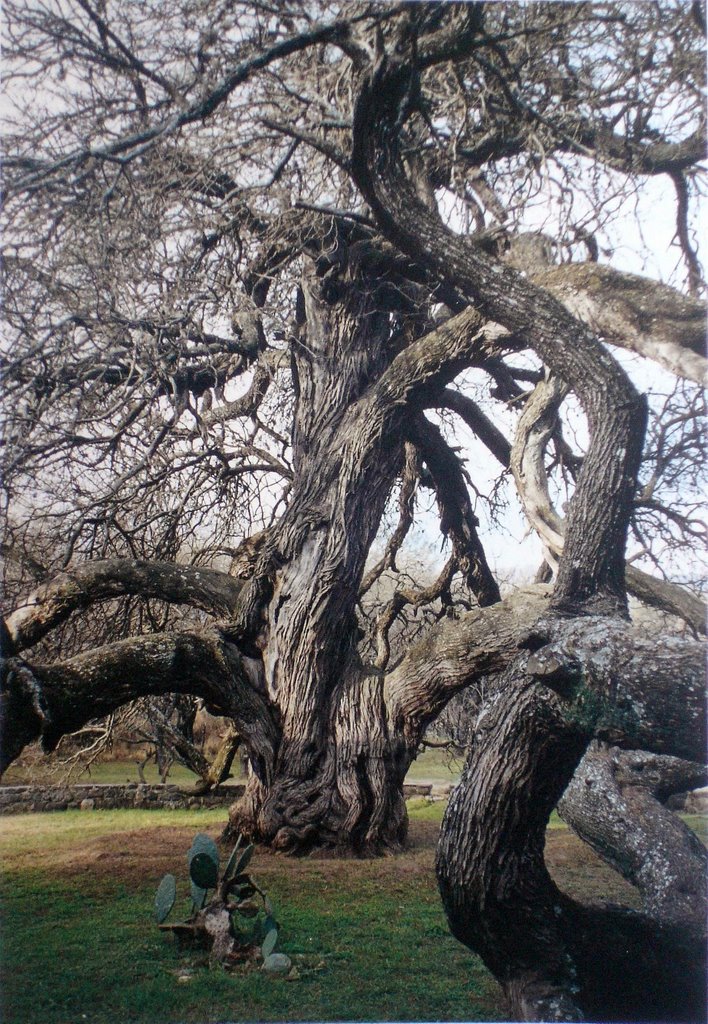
222, 835, 243, 883
262, 924, 278, 958
190, 878, 208, 911
190, 851, 219, 890
188, 833, 219, 871
231, 843, 254, 878
154, 873, 176, 923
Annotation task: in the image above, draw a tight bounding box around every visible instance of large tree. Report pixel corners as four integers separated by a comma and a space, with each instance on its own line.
1, 3, 706, 1018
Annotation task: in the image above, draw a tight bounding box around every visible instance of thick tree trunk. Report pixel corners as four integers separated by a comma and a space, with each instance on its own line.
226, 669, 411, 853
436, 622, 707, 1022
219, 243, 418, 852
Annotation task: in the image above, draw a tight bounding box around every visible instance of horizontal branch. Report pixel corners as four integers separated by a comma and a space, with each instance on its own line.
4, 559, 244, 654
0, 627, 277, 776
533, 263, 707, 385
386, 584, 706, 765
385, 585, 551, 742
524, 616, 706, 764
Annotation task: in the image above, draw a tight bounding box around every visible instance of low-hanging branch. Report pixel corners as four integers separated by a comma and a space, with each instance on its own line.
0, 625, 278, 776
4, 558, 245, 655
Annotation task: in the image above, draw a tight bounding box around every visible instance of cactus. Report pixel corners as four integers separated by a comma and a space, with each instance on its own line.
154, 873, 176, 923
222, 835, 243, 883
230, 842, 254, 878
236, 899, 259, 918
190, 878, 208, 911
262, 924, 278, 959
225, 872, 257, 900
262, 952, 291, 975
188, 833, 219, 871
155, 831, 281, 969
189, 850, 219, 890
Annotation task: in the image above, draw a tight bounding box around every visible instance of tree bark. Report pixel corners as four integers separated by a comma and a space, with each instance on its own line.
0, 627, 278, 775
219, 241, 489, 851
226, 670, 410, 853
437, 626, 707, 1022
558, 742, 707, 929
4, 559, 244, 655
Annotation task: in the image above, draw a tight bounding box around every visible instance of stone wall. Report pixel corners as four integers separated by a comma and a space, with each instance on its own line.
0, 781, 447, 815
0, 782, 244, 815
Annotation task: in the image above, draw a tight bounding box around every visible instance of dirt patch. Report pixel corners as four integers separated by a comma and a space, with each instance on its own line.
2, 819, 441, 891
545, 827, 641, 908
3, 815, 641, 910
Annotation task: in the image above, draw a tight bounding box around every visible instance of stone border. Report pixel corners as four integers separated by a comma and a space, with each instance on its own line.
0, 782, 244, 815
0, 780, 453, 815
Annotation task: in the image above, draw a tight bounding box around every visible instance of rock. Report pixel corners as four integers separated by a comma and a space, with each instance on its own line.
262, 953, 292, 975
684, 787, 708, 813
79, 798, 95, 811
431, 783, 453, 798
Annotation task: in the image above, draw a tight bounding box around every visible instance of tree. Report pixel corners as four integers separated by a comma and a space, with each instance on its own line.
1, 3, 706, 1018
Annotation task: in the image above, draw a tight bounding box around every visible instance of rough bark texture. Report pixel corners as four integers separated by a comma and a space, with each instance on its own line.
0, 15, 705, 1023
437, 621, 707, 1023
559, 742, 707, 928
219, 247, 494, 851
531, 263, 707, 386
4, 559, 245, 655
0, 627, 278, 775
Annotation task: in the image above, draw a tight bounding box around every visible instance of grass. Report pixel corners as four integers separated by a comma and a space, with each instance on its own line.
2, 802, 704, 1024
2, 747, 456, 787
404, 747, 462, 783
0, 804, 503, 1024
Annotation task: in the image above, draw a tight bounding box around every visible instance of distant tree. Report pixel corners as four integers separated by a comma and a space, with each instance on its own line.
1, 4, 706, 1019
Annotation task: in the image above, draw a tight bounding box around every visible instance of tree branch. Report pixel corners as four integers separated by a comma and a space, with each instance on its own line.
4, 559, 245, 654
351, 28, 647, 615
7, 17, 353, 196
531, 263, 707, 385
0, 627, 277, 777
511, 375, 707, 635
410, 415, 500, 606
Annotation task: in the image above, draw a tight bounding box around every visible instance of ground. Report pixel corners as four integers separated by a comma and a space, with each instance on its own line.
5, 802, 699, 1024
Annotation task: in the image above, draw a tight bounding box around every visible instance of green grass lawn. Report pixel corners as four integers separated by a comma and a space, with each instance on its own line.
404, 747, 462, 783
2, 800, 704, 1024
0, 804, 503, 1024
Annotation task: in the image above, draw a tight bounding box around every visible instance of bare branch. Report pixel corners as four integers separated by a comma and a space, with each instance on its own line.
5, 559, 245, 653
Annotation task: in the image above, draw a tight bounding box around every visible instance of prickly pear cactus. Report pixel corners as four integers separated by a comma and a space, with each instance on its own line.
189, 851, 219, 890
154, 873, 176, 923
222, 835, 243, 883
155, 831, 281, 970
188, 833, 219, 870
262, 952, 291, 975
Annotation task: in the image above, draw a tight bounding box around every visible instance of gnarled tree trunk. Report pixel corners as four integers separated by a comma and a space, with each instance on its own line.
204, 238, 478, 851
436, 619, 707, 1023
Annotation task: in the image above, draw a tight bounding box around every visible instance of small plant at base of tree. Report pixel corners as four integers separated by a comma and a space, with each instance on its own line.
154, 832, 286, 972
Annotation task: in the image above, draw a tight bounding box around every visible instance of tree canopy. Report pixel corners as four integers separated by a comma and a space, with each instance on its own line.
1, 3, 706, 1020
